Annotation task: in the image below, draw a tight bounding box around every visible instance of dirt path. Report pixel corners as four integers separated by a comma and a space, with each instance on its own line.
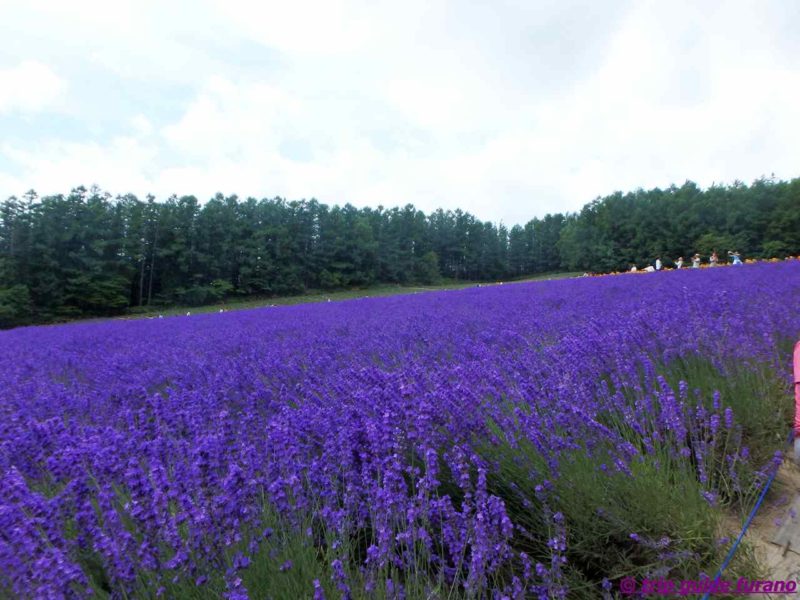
738, 459, 800, 597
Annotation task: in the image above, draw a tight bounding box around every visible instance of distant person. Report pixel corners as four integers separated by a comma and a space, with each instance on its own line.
710, 250, 719, 267
692, 253, 701, 268
630, 264, 638, 272
675, 257, 684, 269
655, 257, 662, 271
728, 250, 743, 265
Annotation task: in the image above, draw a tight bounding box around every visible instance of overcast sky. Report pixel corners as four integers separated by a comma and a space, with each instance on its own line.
0, 0, 798, 225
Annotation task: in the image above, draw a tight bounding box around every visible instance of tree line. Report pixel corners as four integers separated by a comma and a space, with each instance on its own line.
1, 176, 798, 327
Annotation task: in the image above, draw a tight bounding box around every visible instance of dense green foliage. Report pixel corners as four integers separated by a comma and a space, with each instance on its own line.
1, 176, 798, 327
557, 177, 800, 273
0, 188, 515, 326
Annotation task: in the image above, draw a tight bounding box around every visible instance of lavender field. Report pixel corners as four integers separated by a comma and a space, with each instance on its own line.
2, 262, 799, 599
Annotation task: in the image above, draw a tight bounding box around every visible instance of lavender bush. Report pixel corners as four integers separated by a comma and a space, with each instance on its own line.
1, 261, 799, 599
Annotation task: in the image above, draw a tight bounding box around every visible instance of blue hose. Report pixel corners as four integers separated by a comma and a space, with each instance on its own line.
699, 429, 792, 600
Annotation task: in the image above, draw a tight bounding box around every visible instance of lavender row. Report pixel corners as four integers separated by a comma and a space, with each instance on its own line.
1, 262, 799, 598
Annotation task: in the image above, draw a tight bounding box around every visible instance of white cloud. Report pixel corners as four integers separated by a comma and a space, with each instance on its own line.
382, 76, 506, 135
0, 170, 23, 195
208, 0, 384, 56
0, 0, 798, 223
0, 61, 66, 114
161, 76, 301, 162
534, 0, 800, 204
1, 136, 158, 195
130, 115, 154, 137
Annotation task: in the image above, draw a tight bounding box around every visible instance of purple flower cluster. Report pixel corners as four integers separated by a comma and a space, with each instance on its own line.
1, 262, 799, 598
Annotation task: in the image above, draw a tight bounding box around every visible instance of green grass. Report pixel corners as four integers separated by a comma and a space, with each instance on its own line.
474, 351, 791, 598
658, 356, 792, 472
477, 431, 732, 599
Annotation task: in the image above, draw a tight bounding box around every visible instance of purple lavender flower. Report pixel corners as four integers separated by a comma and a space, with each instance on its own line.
0, 259, 798, 598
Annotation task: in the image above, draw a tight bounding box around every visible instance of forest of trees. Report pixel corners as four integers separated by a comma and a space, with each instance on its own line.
1, 176, 799, 328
